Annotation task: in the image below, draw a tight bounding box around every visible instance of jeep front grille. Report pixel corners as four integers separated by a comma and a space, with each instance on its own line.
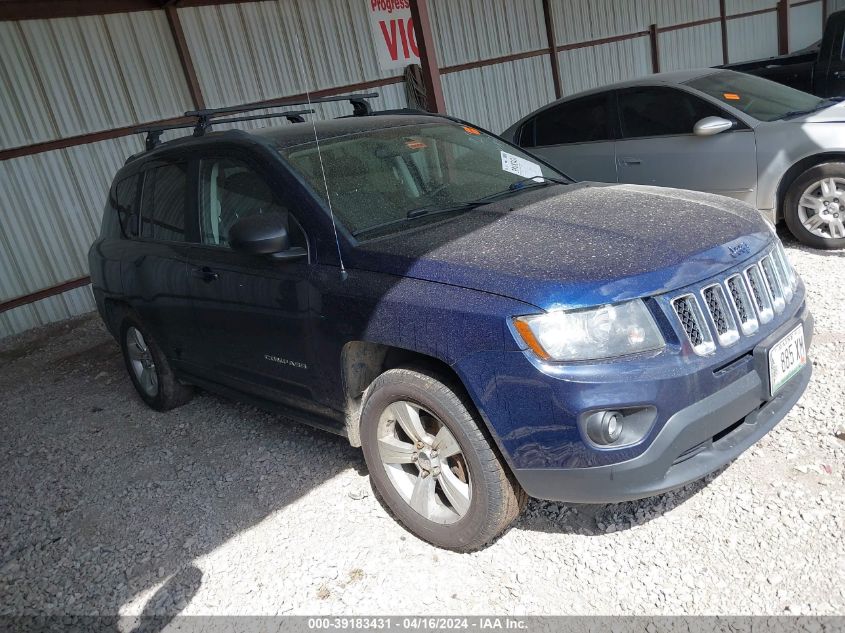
760, 255, 786, 314
702, 284, 739, 346
669, 246, 797, 355
726, 274, 759, 335
672, 295, 715, 355
744, 264, 774, 325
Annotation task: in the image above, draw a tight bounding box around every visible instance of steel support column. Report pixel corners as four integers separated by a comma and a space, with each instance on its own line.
409, 0, 446, 114
542, 0, 563, 99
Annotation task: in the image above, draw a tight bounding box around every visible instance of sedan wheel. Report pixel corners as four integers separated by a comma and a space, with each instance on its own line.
377, 400, 471, 524
797, 177, 845, 240
784, 163, 845, 249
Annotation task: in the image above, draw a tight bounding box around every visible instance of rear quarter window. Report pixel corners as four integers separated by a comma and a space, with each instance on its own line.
103, 174, 141, 239
532, 94, 613, 146
140, 163, 188, 242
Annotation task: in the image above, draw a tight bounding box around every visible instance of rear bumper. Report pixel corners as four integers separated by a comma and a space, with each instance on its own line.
513, 312, 813, 503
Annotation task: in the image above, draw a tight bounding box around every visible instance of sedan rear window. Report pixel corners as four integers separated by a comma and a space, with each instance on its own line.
528, 94, 612, 147
686, 71, 828, 122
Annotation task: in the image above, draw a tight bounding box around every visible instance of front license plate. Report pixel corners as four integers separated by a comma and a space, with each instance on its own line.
767, 326, 806, 396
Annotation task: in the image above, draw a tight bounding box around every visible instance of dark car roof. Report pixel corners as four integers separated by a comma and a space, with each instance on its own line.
124, 112, 452, 170
251, 113, 451, 149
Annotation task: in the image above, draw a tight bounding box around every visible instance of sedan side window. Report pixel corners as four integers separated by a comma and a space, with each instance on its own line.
140, 163, 188, 242
198, 158, 304, 248
618, 87, 723, 139
529, 94, 613, 147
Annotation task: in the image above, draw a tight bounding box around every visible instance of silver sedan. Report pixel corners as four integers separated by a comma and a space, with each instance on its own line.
503, 69, 845, 249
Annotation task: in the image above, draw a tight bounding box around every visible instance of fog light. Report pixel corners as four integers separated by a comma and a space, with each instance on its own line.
586, 410, 624, 445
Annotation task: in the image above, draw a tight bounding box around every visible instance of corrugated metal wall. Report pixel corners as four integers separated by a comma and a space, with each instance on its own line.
431, 0, 551, 132
790, 1, 824, 51
177, 0, 407, 113
0, 0, 825, 338
0, 10, 190, 339
0, 1, 408, 339
726, 0, 780, 63
0, 12, 192, 148
442, 56, 556, 133
558, 38, 653, 95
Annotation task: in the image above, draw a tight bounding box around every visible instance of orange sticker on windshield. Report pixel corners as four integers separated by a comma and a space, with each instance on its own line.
405, 140, 427, 150
463, 126, 481, 135
723, 92, 741, 100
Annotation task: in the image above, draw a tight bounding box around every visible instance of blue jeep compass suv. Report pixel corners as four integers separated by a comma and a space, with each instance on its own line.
89, 97, 812, 551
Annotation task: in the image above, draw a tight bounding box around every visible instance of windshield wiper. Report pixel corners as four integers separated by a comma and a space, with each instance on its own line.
507, 176, 569, 191
457, 176, 569, 207
352, 202, 479, 237
781, 97, 843, 119
352, 177, 568, 238
404, 177, 567, 220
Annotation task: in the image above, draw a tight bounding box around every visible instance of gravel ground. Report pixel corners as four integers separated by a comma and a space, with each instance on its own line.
1, 229, 843, 617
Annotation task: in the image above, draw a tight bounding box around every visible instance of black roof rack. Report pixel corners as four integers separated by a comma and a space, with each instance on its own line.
136, 92, 379, 151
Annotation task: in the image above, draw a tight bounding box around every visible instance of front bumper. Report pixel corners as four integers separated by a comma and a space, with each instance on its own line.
513, 312, 813, 503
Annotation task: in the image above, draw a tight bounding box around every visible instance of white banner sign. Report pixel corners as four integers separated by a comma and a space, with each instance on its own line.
367, 0, 420, 70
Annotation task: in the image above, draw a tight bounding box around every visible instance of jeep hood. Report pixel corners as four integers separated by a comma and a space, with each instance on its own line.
348, 182, 772, 310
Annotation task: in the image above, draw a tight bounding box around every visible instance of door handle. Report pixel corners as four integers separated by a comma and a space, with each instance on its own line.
191, 266, 220, 282
834, 70, 844, 79
620, 157, 642, 165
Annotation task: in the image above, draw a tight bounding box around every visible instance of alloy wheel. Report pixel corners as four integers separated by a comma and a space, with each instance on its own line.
798, 177, 845, 239
126, 326, 159, 397
376, 400, 471, 524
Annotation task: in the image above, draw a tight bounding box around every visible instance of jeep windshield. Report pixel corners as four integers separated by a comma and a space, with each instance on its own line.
280, 122, 566, 239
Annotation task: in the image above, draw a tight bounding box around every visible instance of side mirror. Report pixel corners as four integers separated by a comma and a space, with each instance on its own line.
229, 213, 306, 261
694, 116, 735, 137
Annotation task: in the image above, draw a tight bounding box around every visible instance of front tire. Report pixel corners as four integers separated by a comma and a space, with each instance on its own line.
119, 315, 193, 411
783, 163, 845, 249
360, 368, 526, 551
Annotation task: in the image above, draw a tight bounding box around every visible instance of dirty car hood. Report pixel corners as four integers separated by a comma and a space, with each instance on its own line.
349, 182, 772, 310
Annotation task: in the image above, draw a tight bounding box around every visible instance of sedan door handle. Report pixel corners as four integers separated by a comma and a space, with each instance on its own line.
620, 157, 642, 165
834, 70, 845, 79
191, 266, 220, 282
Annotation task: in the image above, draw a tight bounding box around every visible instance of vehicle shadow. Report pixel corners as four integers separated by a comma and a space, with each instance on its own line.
127, 565, 203, 633
0, 315, 365, 619
515, 466, 728, 537
778, 224, 845, 257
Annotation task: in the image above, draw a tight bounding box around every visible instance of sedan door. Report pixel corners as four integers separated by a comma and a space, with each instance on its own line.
517, 92, 618, 183
614, 86, 758, 206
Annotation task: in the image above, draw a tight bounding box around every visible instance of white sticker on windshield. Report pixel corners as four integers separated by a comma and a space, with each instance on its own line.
500, 151, 543, 179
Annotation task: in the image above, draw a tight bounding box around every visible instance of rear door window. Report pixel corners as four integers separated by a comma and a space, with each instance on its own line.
140, 163, 188, 242
528, 93, 613, 147
617, 86, 723, 138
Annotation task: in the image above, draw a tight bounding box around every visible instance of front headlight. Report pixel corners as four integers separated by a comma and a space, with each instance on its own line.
512, 300, 665, 362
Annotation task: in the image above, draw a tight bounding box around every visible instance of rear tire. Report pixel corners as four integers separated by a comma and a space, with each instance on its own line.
360, 367, 526, 551
783, 162, 845, 249
119, 314, 193, 411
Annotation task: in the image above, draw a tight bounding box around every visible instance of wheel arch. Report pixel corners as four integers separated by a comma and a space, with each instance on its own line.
340, 341, 475, 448
776, 152, 845, 221
101, 298, 132, 338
